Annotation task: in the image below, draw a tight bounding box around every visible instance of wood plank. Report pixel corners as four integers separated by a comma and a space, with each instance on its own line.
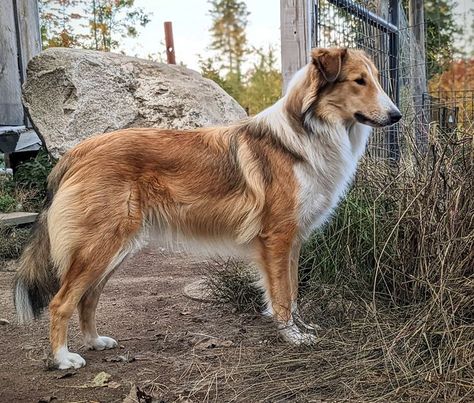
280, 0, 310, 93
0, 211, 38, 226
0, 0, 24, 126
409, 0, 428, 152
16, 0, 41, 85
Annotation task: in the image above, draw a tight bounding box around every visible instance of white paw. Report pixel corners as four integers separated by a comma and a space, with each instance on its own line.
291, 302, 321, 331
278, 322, 317, 345
55, 348, 86, 370
85, 335, 118, 351
294, 316, 322, 332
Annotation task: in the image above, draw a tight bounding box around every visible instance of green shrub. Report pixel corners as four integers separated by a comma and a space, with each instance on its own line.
14, 150, 55, 209
0, 149, 54, 213
0, 193, 16, 213
0, 150, 54, 264
0, 175, 16, 213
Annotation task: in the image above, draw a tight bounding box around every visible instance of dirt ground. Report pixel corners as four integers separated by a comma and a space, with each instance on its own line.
0, 250, 301, 403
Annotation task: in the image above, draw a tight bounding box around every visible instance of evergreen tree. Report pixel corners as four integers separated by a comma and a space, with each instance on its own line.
88, 0, 151, 51
401, 0, 461, 77
208, 0, 249, 82
424, 0, 461, 77
242, 47, 282, 115
38, 0, 150, 52
201, 47, 282, 115
200, 56, 235, 96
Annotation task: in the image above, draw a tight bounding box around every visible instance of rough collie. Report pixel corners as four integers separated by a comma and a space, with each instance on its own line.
14, 48, 401, 369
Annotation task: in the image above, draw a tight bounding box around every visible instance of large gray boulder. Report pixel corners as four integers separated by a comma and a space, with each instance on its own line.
22, 48, 246, 158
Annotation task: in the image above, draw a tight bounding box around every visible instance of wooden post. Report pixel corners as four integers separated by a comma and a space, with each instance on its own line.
164, 21, 176, 64
409, 0, 428, 153
0, 1, 24, 125
0, 0, 41, 126
280, 0, 310, 93
16, 0, 42, 82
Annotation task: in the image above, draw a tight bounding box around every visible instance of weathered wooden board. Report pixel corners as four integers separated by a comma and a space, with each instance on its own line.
0, 1, 24, 126
0, 211, 38, 226
16, 0, 42, 85
0, 0, 41, 126
280, 0, 310, 93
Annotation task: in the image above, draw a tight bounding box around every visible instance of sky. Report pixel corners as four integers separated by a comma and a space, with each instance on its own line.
116, 0, 471, 71
118, 0, 281, 71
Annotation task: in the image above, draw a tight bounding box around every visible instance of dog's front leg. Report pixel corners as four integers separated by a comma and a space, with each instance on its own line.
258, 232, 316, 345
289, 241, 321, 333
289, 240, 301, 310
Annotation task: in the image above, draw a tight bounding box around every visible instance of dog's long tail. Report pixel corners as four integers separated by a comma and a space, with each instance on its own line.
13, 209, 58, 322
13, 155, 72, 323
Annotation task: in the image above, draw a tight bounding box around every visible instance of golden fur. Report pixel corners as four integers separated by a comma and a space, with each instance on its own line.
14, 48, 401, 369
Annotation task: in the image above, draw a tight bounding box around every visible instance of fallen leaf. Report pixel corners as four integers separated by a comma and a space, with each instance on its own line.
107, 381, 121, 389
91, 371, 112, 387
122, 384, 154, 403
122, 384, 137, 403
136, 386, 153, 403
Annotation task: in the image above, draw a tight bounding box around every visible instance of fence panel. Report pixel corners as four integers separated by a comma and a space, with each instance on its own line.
310, 0, 401, 160
310, 0, 474, 162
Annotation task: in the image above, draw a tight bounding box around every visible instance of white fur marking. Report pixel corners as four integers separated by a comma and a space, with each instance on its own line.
15, 280, 34, 323
84, 335, 118, 351
55, 346, 86, 370
278, 319, 317, 345
293, 121, 367, 238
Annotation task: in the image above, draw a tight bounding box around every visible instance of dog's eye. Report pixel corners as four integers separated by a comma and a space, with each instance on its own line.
355, 78, 366, 86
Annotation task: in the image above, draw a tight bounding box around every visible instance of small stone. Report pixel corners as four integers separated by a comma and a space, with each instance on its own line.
0, 319, 10, 325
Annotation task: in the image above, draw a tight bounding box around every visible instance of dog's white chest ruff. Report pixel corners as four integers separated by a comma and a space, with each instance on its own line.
294, 123, 371, 239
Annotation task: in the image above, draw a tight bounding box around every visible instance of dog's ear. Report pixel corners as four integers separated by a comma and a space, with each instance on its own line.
311, 48, 347, 83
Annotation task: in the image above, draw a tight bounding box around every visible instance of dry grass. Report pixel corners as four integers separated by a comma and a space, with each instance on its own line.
0, 177, 37, 265
204, 259, 264, 313
0, 225, 31, 263
200, 128, 473, 402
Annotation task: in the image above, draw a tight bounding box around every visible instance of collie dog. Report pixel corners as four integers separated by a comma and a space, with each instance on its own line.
14, 48, 401, 369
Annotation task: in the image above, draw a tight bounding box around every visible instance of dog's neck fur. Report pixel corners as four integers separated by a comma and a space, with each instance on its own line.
252, 63, 372, 237
252, 64, 372, 163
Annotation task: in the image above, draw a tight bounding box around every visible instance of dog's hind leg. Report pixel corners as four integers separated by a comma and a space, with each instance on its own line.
78, 270, 119, 351
49, 240, 131, 370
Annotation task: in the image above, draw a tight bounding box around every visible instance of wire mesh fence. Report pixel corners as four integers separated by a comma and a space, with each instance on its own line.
309, 0, 473, 162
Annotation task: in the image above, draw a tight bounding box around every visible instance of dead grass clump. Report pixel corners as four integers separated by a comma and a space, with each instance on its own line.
204, 259, 264, 313
0, 225, 31, 263
202, 130, 473, 402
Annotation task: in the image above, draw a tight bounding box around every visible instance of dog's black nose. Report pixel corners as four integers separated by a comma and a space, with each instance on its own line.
389, 110, 402, 124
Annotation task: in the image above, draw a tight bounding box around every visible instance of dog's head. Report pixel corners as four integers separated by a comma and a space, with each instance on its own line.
286, 48, 401, 129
